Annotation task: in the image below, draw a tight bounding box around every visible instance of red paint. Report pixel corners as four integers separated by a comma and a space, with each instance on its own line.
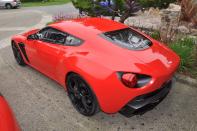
0, 96, 20, 131
12, 18, 180, 113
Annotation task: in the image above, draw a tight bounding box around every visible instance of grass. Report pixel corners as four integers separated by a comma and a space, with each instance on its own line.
22, 0, 71, 7
169, 37, 197, 78
150, 31, 161, 41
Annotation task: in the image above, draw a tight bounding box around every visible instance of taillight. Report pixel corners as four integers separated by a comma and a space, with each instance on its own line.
13, 0, 16, 2
117, 72, 151, 88
121, 73, 137, 88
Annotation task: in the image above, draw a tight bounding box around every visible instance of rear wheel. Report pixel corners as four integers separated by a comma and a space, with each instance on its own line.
11, 43, 26, 66
5, 4, 12, 9
66, 73, 99, 116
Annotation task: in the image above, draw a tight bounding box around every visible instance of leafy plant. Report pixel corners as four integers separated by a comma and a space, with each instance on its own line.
21, 0, 46, 2
52, 13, 80, 22
169, 37, 197, 77
139, 0, 176, 9
150, 31, 161, 41
72, 0, 141, 23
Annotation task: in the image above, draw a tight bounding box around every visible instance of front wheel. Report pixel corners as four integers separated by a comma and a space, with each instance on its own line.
5, 4, 12, 9
66, 73, 99, 116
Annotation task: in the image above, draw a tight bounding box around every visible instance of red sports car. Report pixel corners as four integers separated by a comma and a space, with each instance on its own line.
0, 93, 20, 131
11, 18, 180, 116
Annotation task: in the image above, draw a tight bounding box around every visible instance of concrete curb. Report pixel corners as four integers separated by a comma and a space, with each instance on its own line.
175, 73, 197, 88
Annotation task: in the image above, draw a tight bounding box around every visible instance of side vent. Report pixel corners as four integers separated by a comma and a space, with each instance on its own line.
18, 43, 29, 62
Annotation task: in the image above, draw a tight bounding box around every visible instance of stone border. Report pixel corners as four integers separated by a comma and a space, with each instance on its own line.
175, 73, 197, 88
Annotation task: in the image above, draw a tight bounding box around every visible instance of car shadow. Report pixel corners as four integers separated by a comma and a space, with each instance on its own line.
88, 86, 176, 130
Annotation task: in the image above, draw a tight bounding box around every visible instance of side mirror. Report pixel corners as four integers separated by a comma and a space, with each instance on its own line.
27, 34, 39, 40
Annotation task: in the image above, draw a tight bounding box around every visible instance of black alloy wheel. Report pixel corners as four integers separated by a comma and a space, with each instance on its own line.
66, 73, 99, 116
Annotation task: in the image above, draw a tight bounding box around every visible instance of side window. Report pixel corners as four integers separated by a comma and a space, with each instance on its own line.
37, 28, 50, 40
37, 27, 82, 46
65, 35, 82, 46
38, 27, 67, 45
45, 31, 66, 44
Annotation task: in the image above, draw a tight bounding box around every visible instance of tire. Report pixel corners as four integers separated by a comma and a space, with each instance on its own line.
11, 43, 26, 66
66, 73, 99, 116
5, 4, 12, 9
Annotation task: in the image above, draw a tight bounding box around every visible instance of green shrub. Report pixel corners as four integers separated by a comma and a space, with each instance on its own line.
72, 0, 141, 23
21, 0, 44, 2
150, 31, 161, 40
169, 37, 197, 76
21, 0, 56, 2
139, 0, 176, 9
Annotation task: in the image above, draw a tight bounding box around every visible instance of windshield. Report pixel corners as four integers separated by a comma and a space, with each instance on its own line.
101, 28, 152, 50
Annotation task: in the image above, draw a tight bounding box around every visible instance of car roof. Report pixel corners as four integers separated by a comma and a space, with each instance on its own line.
48, 17, 127, 40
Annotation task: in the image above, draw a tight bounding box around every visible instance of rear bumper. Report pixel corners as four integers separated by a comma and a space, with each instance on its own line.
120, 79, 173, 117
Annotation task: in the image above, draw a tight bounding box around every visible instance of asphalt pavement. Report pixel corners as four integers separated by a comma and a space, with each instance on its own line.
0, 9, 42, 40
0, 3, 197, 131
28, 3, 78, 15
0, 3, 77, 40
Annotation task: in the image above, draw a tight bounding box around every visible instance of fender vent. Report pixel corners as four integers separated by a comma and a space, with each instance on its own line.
18, 43, 29, 62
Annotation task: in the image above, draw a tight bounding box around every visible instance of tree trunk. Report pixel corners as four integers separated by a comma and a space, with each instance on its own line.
111, 13, 116, 20
119, 11, 130, 23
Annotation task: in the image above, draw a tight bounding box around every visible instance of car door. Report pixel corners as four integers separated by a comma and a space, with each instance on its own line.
25, 28, 49, 69
33, 28, 68, 80
25, 27, 83, 84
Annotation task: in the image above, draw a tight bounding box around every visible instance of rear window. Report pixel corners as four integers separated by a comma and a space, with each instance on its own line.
101, 28, 152, 50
